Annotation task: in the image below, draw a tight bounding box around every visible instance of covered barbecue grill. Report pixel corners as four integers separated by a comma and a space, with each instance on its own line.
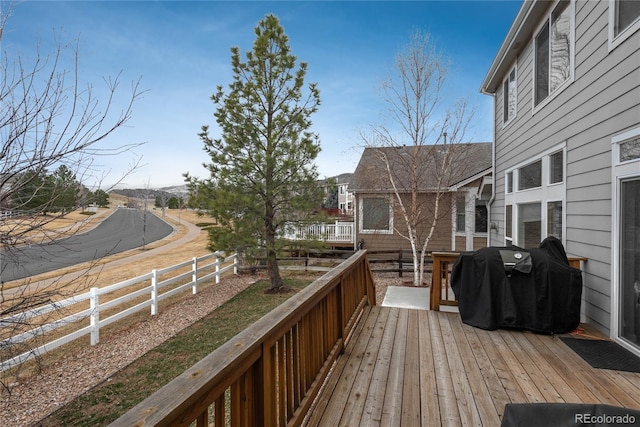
451, 236, 582, 334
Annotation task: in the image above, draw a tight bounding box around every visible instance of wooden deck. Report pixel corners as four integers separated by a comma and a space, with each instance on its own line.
305, 306, 640, 426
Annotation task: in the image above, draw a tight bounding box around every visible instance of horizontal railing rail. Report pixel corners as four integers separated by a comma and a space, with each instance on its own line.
111, 249, 376, 427
366, 249, 434, 277
0, 252, 237, 372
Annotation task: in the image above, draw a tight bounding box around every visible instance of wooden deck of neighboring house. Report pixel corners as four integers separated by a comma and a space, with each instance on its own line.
304, 306, 640, 426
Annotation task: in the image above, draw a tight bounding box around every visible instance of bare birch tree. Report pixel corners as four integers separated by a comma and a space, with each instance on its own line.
362, 30, 478, 286
0, 7, 143, 389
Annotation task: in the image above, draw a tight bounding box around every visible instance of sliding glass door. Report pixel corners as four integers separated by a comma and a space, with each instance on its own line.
620, 178, 640, 346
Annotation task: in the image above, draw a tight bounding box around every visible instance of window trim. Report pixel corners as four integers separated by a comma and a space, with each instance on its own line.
358, 195, 393, 235
532, 0, 575, 114
505, 204, 513, 242
454, 191, 488, 236
517, 159, 543, 191
502, 63, 518, 127
611, 126, 640, 355
546, 199, 564, 241
613, 127, 640, 166
455, 195, 466, 233
611, 127, 640, 166
504, 143, 567, 246
549, 149, 565, 185
609, 0, 640, 51
505, 171, 513, 194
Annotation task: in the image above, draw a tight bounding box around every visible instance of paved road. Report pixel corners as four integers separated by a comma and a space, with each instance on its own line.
1, 208, 174, 282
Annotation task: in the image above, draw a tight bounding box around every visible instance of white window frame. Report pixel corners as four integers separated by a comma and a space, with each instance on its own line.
608, 0, 640, 51
505, 171, 513, 194
611, 126, 640, 355
504, 143, 567, 247
358, 196, 393, 234
517, 159, 543, 191
454, 191, 488, 236
505, 204, 513, 244
502, 63, 518, 127
549, 149, 565, 184
532, 0, 575, 114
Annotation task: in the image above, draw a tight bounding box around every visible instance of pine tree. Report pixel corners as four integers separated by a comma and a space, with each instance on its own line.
187, 14, 322, 292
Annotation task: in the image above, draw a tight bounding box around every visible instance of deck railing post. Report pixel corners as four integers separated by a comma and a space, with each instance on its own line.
431, 254, 442, 311
90, 287, 99, 345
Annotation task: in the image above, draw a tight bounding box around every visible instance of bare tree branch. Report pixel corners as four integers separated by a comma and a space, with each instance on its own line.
0, 7, 144, 390
361, 30, 477, 286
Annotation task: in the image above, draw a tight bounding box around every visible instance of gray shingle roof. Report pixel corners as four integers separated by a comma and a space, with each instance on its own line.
353, 143, 492, 193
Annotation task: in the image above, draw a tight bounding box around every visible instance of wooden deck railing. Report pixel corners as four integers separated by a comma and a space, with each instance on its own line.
430, 251, 587, 311
110, 250, 376, 427
430, 252, 460, 311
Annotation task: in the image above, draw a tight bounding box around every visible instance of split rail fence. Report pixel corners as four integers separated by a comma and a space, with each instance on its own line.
0, 252, 237, 372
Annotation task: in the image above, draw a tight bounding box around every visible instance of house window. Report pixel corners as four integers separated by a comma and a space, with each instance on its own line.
518, 160, 542, 190
456, 195, 487, 234
615, 0, 640, 37
506, 171, 513, 193
504, 144, 566, 247
503, 66, 517, 124
475, 201, 488, 233
456, 196, 466, 232
547, 201, 563, 240
360, 197, 392, 233
518, 203, 542, 249
535, 0, 572, 106
549, 150, 564, 183
620, 138, 640, 162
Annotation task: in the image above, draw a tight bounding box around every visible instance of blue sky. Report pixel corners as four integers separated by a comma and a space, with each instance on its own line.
2, 0, 523, 189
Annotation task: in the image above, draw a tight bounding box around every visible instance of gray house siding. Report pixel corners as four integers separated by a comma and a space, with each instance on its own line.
485, 0, 640, 335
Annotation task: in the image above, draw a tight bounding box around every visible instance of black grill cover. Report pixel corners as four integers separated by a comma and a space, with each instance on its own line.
451, 237, 582, 334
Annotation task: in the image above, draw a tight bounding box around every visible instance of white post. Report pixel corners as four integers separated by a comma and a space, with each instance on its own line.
233, 254, 238, 275
192, 257, 198, 294
90, 287, 99, 345
465, 192, 475, 251
151, 269, 158, 315
215, 258, 221, 284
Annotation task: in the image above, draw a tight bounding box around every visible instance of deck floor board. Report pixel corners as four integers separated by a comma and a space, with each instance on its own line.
305, 307, 640, 426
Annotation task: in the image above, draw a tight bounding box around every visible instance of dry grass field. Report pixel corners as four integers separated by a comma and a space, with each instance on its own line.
1, 202, 213, 293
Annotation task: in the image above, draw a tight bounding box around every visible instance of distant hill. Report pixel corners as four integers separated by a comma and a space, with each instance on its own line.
159, 184, 188, 195
110, 185, 188, 200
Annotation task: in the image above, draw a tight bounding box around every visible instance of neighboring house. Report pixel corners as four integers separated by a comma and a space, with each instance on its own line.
319, 173, 355, 217
335, 173, 355, 216
480, 1, 640, 353
352, 143, 492, 252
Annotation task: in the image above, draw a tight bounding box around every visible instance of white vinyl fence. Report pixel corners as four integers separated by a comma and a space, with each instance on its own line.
0, 251, 237, 372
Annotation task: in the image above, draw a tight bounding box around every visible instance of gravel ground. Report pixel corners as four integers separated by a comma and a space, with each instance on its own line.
0, 271, 406, 427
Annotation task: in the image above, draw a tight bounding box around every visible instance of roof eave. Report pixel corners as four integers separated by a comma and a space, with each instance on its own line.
480, 0, 549, 94
449, 167, 493, 191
